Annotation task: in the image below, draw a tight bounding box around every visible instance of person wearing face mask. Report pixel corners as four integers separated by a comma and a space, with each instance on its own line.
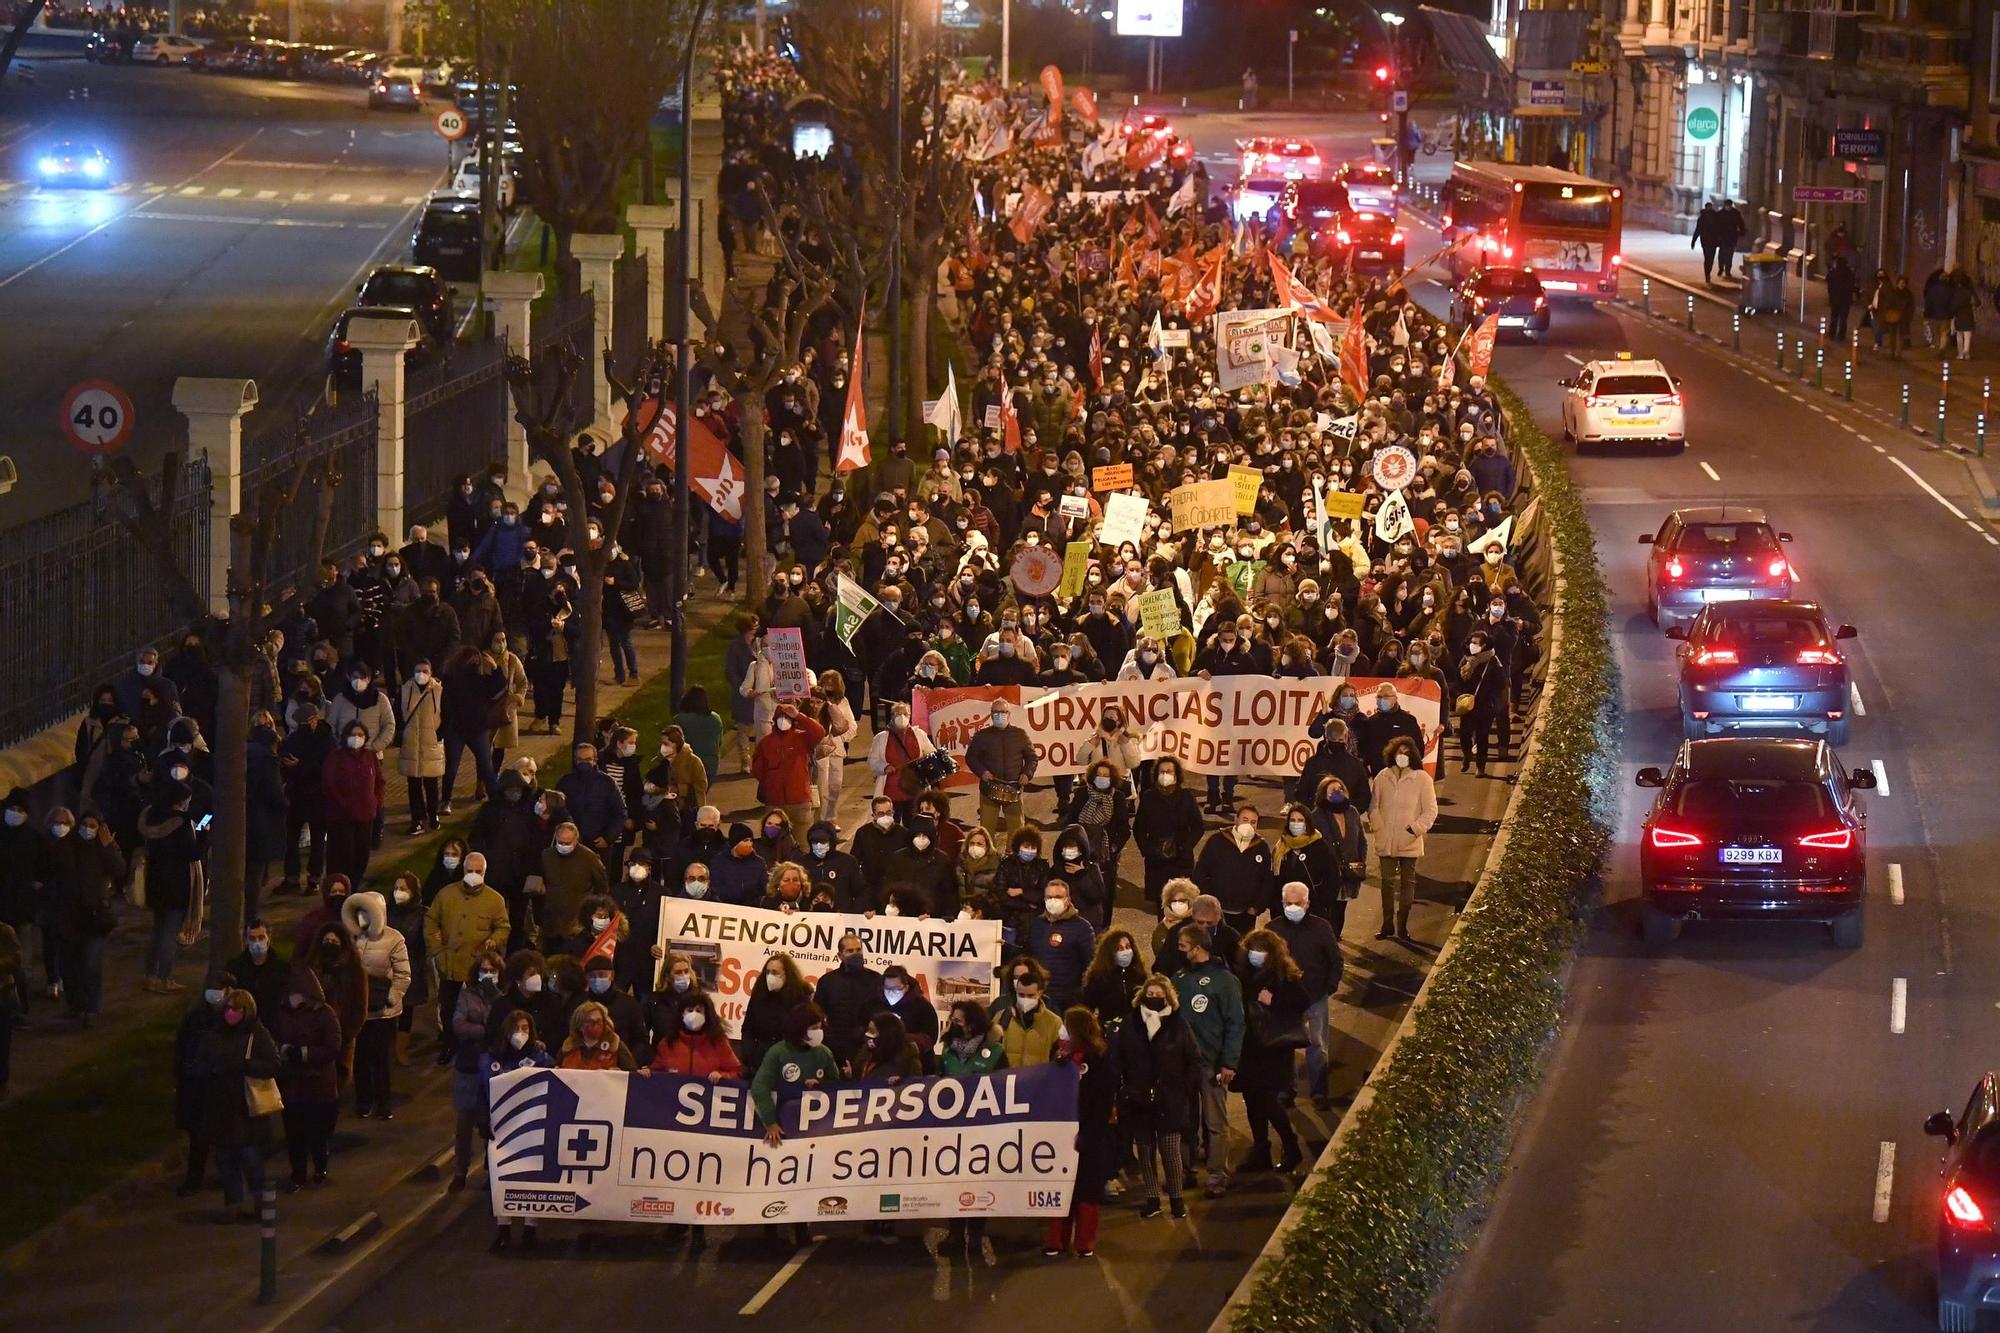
377, 875, 429, 1065
394, 658, 446, 835
424, 851, 511, 1066
866, 702, 937, 822
559, 998, 638, 1072
136, 782, 209, 993
1133, 758, 1204, 909
270, 963, 342, 1191
737, 952, 811, 1076
1048, 821, 1113, 931
1113, 974, 1204, 1220
306, 923, 368, 1091
650, 986, 742, 1083
1172, 922, 1246, 1198
573, 951, 646, 1050
1192, 623, 1256, 811
939, 998, 1003, 1077
1232, 929, 1307, 1174
534, 821, 609, 945
650, 724, 711, 835
1269, 882, 1342, 1111
220, 919, 286, 1022
553, 742, 628, 865
1082, 929, 1148, 1024
172, 967, 237, 1196
1355, 682, 1424, 775
706, 821, 768, 908
812, 933, 883, 1072
438, 948, 509, 1189
881, 815, 956, 917
341, 890, 411, 1119
39, 807, 123, 1024
992, 959, 1066, 1067
751, 997, 842, 1220
868, 964, 939, 1074
794, 819, 860, 912
319, 722, 385, 887
966, 700, 1037, 835
850, 796, 913, 909
993, 827, 1051, 940
1196, 805, 1277, 940
1027, 881, 1096, 1011
748, 702, 826, 834
1366, 738, 1437, 942
956, 828, 1001, 909
1456, 629, 1511, 777
193, 986, 283, 1220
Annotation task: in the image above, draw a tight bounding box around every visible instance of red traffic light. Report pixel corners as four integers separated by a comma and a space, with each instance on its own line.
1374, 65, 1392, 82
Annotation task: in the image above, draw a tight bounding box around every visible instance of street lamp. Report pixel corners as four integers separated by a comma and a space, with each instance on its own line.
670, 0, 712, 706
1377, 11, 1408, 189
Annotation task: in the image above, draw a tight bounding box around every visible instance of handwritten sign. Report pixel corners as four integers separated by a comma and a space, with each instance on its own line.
1320, 489, 1366, 520
1058, 542, 1092, 600
1099, 491, 1149, 549
1169, 478, 1237, 533
1092, 463, 1134, 492
1134, 587, 1183, 641
983, 405, 1004, 431
1010, 545, 1063, 596
1228, 465, 1263, 515
765, 627, 811, 701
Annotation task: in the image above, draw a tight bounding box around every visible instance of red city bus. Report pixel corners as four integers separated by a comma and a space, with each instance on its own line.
1441, 161, 1624, 298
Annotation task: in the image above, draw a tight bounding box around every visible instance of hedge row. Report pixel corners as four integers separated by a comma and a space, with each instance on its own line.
1232, 381, 1621, 1330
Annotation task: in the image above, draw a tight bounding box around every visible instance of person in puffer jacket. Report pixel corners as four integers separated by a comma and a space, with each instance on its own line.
342, 890, 410, 1119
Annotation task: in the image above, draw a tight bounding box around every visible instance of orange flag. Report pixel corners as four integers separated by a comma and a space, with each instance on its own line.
835, 297, 871, 474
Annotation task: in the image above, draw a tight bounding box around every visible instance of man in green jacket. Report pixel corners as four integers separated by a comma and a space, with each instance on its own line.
1174, 924, 1245, 1198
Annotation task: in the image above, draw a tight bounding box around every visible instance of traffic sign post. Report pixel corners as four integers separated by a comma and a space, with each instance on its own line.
434, 106, 468, 141
60, 380, 135, 454
1792, 185, 1867, 204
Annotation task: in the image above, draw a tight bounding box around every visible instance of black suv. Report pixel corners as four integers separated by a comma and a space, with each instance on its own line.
358, 264, 454, 346
411, 197, 483, 283
1453, 266, 1550, 335
325, 307, 440, 390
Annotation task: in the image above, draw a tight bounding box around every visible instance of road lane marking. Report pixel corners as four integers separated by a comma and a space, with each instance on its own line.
1891, 978, 1907, 1034
255, 188, 278, 200
366, 192, 387, 204
143, 184, 168, 194
1849, 683, 1866, 716
1874, 1142, 1896, 1223
292, 191, 314, 201
401, 194, 424, 204
178, 185, 204, 196
1886, 454, 1972, 521
1871, 759, 1891, 795
1699, 462, 1720, 482
1871, 443, 1885, 452
215, 187, 241, 198
739, 1240, 821, 1315
1986, 533, 2000, 547
1562, 354, 1584, 366
1888, 862, 1904, 905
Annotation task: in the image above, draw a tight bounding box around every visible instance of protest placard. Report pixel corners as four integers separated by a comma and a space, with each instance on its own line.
765, 627, 811, 701
1228, 465, 1262, 514
1091, 463, 1134, 492
1168, 478, 1236, 532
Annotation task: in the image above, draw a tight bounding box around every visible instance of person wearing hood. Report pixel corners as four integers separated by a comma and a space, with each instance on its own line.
228, 919, 289, 1024
1114, 973, 1204, 1220
711, 822, 769, 907
424, 853, 511, 1067
269, 965, 342, 1190
84, 719, 148, 858
534, 821, 608, 948
812, 933, 883, 1072
194, 986, 282, 1219
343, 890, 411, 1118
397, 657, 446, 834
321, 721, 385, 886
612, 852, 665, 995
278, 705, 333, 897
43, 808, 124, 1023
1132, 757, 1202, 910
292, 872, 355, 961
1054, 783, 1122, 927
384, 873, 429, 1063
307, 921, 368, 1092
801, 820, 863, 910
1028, 880, 1096, 1011
137, 783, 207, 993
881, 815, 957, 917
559, 998, 638, 1071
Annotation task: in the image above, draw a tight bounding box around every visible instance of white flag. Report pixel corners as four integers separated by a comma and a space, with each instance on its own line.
1480, 513, 1515, 553
1374, 488, 1415, 544
924, 362, 964, 445
1166, 171, 1196, 218
1265, 341, 1301, 387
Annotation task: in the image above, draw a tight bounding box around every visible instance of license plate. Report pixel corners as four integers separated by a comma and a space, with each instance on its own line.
1499, 316, 1527, 326
1739, 694, 1798, 711
1702, 588, 1751, 602
1722, 847, 1782, 865
1359, 250, 1382, 259
1616, 404, 1652, 416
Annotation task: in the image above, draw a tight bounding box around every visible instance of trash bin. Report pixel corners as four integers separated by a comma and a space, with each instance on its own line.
1739, 254, 1786, 315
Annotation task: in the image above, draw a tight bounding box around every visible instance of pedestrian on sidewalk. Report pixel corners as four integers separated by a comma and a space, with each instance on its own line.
137, 784, 207, 993
174, 974, 232, 1196
1366, 736, 1438, 942
1951, 268, 1979, 361
322, 723, 384, 887
1715, 200, 1747, 279
425, 854, 511, 1069
343, 890, 410, 1118
278, 705, 331, 897
1825, 253, 1858, 341
439, 646, 505, 813
447, 950, 505, 1190
1875, 274, 1915, 359
386, 873, 428, 1064
196, 987, 282, 1221
44, 808, 123, 1024
269, 965, 341, 1191
1691, 201, 1719, 284
723, 616, 766, 775
308, 921, 367, 1094
1924, 265, 1956, 351
397, 660, 445, 834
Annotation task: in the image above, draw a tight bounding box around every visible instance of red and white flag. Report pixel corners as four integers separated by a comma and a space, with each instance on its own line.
625, 398, 746, 521
1183, 246, 1227, 325
1089, 326, 1104, 392
1069, 87, 1098, 127
1338, 301, 1370, 403
835, 298, 871, 474
1000, 372, 1022, 453
1466, 313, 1501, 379
1009, 183, 1053, 246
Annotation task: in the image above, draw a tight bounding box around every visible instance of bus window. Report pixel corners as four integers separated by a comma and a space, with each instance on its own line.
1520, 185, 1613, 230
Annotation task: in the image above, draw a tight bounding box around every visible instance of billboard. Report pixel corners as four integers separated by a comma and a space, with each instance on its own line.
1116, 0, 1183, 38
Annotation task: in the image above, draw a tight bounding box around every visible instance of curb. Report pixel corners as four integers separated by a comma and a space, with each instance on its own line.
1210, 393, 1575, 1330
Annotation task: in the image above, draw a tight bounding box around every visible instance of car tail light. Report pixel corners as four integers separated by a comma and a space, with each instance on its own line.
1336, 229, 1351, 245
1947, 1185, 1990, 1229
1655, 393, 1682, 407
1796, 648, 1842, 666
1442, 214, 1453, 228
335, 339, 351, 352
1502, 245, 1515, 259
1648, 824, 1703, 849
1797, 828, 1854, 850
1663, 557, 1685, 579
1391, 230, 1404, 245
1534, 295, 1547, 310
1693, 647, 1737, 666
1767, 557, 1791, 578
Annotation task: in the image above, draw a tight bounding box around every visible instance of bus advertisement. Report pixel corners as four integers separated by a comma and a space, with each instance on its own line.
1440, 162, 1624, 299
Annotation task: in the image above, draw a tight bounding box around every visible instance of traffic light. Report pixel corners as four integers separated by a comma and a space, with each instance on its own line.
1374, 64, 1392, 83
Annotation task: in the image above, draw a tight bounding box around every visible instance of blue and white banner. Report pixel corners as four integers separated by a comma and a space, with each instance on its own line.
488, 1064, 1081, 1225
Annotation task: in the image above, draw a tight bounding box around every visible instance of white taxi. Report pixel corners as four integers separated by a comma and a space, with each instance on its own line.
1558, 354, 1686, 454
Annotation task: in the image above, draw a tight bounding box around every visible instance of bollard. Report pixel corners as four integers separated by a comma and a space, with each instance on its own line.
1686, 293, 1696, 332
1776, 330, 1785, 371
1733, 311, 1741, 351
1985, 379, 1992, 456
258, 1185, 277, 1304
1980, 411, 1988, 457
1642, 277, 1650, 314
1902, 382, 1911, 428
1818, 315, 1827, 344
1816, 345, 1824, 391
1796, 336, 1807, 378
1938, 390, 1948, 445
1844, 354, 1854, 401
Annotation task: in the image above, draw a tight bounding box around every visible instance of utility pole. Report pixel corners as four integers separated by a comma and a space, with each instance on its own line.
1000, 0, 1010, 85
1287, 28, 1295, 104
886, 0, 905, 441
671, 0, 711, 706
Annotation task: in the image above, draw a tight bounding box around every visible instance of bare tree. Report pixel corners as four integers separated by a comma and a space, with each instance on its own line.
99, 419, 346, 968
0, 0, 48, 85
504, 340, 671, 744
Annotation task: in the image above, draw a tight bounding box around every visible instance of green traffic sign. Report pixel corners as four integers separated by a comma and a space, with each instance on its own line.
1686, 106, 1720, 142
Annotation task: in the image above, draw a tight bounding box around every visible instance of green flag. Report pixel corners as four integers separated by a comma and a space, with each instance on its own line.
833, 575, 882, 648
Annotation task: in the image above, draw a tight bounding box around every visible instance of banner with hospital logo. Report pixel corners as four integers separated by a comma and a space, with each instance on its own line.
1212, 307, 1293, 392
655, 899, 1003, 1039
487, 1063, 1080, 1225
913, 675, 1443, 779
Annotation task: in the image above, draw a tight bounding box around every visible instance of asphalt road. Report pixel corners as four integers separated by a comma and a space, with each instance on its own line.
0, 61, 450, 520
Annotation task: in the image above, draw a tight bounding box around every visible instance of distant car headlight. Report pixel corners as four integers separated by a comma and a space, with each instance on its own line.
38, 156, 60, 175
82, 157, 107, 178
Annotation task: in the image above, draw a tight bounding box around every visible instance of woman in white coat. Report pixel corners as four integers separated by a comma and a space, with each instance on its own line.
341, 889, 411, 1118
1365, 736, 1437, 944
808, 669, 858, 823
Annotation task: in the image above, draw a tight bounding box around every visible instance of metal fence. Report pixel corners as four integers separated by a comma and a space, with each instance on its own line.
532, 291, 597, 435
241, 391, 380, 602
405, 338, 511, 523
613, 253, 650, 381
0, 456, 213, 749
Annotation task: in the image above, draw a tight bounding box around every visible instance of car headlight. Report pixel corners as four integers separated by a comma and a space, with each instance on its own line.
38, 156, 60, 175
83, 157, 107, 178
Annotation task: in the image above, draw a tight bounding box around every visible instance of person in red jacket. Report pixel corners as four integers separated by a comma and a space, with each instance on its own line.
559, 999, 638, 1070
749, 702, 824, 833
648, 991, 743, 1080
321, 722, 386, 886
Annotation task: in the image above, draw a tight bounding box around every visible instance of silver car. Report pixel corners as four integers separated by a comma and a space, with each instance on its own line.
1669, 599, 1856, 744
1640, 506, 1793, 632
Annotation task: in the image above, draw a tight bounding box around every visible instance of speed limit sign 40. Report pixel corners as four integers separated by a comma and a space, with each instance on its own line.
61, 379, 136, 454
435, 107, 468, 141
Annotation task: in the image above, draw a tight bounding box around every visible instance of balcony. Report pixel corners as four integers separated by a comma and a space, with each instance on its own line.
1807, 11, 1862, 59
1751, 7, 1810, 56
1857, 19, 1970, 107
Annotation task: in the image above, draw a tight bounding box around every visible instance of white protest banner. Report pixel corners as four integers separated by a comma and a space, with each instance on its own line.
1212, 307, 1292, 392
657, 899, 1003, 1038
487, 1063, 1080, 1225
914, 676, 1444, 778
1098, 491, 1150, 549
765, 627, 811, 701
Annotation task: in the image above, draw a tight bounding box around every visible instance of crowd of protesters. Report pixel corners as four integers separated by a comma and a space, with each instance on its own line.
0, 60, 1543, 1266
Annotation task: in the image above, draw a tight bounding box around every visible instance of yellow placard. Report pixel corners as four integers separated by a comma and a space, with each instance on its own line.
1169, 478, 1237, 532
1229, 465, 1262, 514
1092, 463, 1134, 492
1134, 587, 1183, 641
1321, 490, 1366, 520
1058, 542, 1092, 600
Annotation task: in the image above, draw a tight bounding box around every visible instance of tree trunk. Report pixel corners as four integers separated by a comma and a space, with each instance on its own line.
909, 274, 932, 438
572, 580, 604, 747
207, 663, 250, 970
741, 397, 769, 608
0, 0, 49, 84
